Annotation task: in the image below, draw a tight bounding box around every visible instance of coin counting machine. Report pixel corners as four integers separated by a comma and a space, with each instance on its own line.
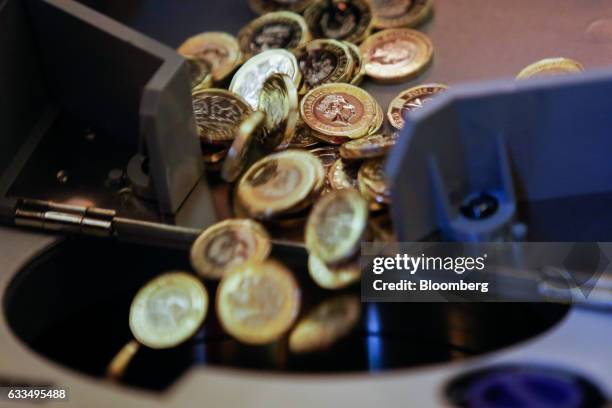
1, 0, 612, 407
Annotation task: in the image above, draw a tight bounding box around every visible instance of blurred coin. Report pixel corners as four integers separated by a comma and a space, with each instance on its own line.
222, 111, 266, 182
359, 158, 391, 205
237, 150, 325, 219
217, 260, 301, 344
296, 39, 354, 91
308, 145, 340, 171
339, 132, 398, 159
130, 272, 208, 349
516, 57, 585, 79
308, 255, 362, 289
202, 145, 229, 165
230, 49, 301, 110
360, 28, 433, 83
192, 88, 252, 145
178, 32, 242, 82
238, 11, 310, 59
343, 41, 366, 85
301, 83, 378, 139
387, 83, 447, 129
249, 0, 314, 14
310, 130, 352, 145
289, 294, 360, 353
287, 122, 321, 149
304, 0, 373, 44
186, 57, 214, 90
306, 189, 368, 264
372, 0, 433, 29
369, 212, 396, 243
190, 219, 271, 280
369, 101, 384, 135
328, 158, 359, 190
258, 73, 299, 150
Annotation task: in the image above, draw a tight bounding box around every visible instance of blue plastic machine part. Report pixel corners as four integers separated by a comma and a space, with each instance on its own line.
466, 371, 584, 408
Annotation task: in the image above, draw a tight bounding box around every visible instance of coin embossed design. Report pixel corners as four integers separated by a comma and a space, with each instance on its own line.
306, 189, 369, 264
296, 39, 354, 91
360, 28, 433, 83
304, 0, 373, 44
222, 111, 266, 182
130, 272, 208, 349
238, 11, 310, 59
190, 219, 271, 280
216, 260, 301, 344
301, 83, 378, 139
387, 83, 447, 129
340, 133, 398, 160
289, 294, 361, 353
258, 73, 299, 150
237, 150, 325, 219
192, 89, 253, 145
516, 57, 585, 79
359, 158, 391, 205
372, 0, 433, 29
230, 49, 301, 110
249, 0, 314, 14
178, 32, 242, 82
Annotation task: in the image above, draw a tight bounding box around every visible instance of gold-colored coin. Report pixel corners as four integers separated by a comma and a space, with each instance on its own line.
328, 158, 359, 190
516, 57, 585, 79
343, 41, 366, 85
287, 122, 321, 149
339, 133, 398, 160
360, 28, 433, 83
372, 0, 433, 29
370, 101, 384, 135
230, 49, 301, 110
192, 88, 252, 145
308, 145, 340, 171
221, 111, 266, 182
310, 130, 353, 145
296, 39, 354, 91
304, 0, 373, 44
237, 150, 325, 219
237, 11, 310, 60
216, 260, 301, 345
258, 73, 299, 150
359, 158, 391, 205
249, 0, 314, 14
289, 295, 361, 353
306, 189, 368, 264
387, 83, 448, 129
178, 32, 242, 82
301, 83, 379, 139
129, 272, 208, 349
308, 255, 362, 290
190, 219, 271, 280
186, 57, 213, 90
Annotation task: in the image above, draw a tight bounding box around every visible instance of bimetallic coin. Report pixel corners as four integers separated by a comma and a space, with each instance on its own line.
249, 0, 314, 14
343, 41, 366, 85
230, 49, 301, 110
516, 57, 585, 79
222, 111, 266, 182
296, 39, 354, 91
258, 73, 299, 150
328, 158, 359, 190
306, 189, 368, 264
190, 219, 271, 280
359, 158, 391, 205
237, 11, 310, 59
216, 260, 301, 345
339, 133, 398, 160
301, 83, 379, 139
287, 122, 321, 149
178, 32, 242, 82
372, 0, 433, 29
370, 101, 384, 135
360, 28, 433, 83
237, 150, 325, 219
308, 255, 362, 290
129, 272, 208, 349
304, 0, 373, 44
388, 83, 448, 129
192, 89, 252, 145
186, 57, 213, 90
289, 295, 360, 353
